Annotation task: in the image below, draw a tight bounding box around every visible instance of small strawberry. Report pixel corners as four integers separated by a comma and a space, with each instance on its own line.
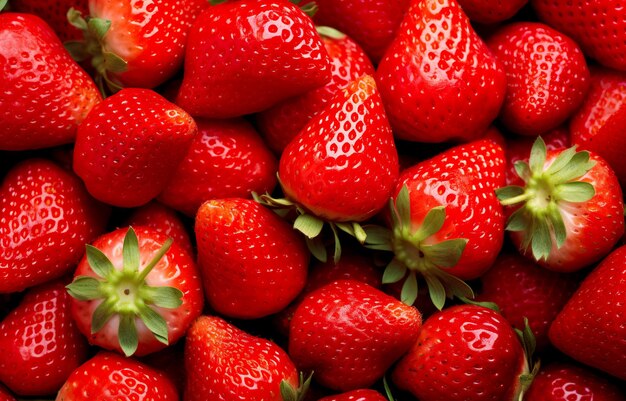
66, 226, 204, 356
375, 0, 507, 143
11, 0, 88, 42
318, 389, 387, 401
456, 0, 528, 24
73, 88, 197, 208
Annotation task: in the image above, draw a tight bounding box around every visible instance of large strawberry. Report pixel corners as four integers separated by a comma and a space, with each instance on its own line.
176, 0, 331, 118
549, 244, 626, 380
0, 13, 101, 151
0, 385, 14, 401
73, 88, 197, 208
11, 0, 88, 42
66, 226, 204, 356
456, 0, 528, 24
375, 0, 507, 143
0, 159, 109, 293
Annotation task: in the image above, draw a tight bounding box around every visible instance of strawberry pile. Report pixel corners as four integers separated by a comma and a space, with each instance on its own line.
1, 0, 625, 400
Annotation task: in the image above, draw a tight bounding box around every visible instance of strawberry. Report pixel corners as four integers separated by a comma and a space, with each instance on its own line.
375, 0, 507, 143
289, 280, 421, 391
0, 386, 15, 401
158, 118, 278, 217
56, 351, 179, 401
392, 304, 529, 401
532, 0, 626, 71
0, 279, 89, 396
176, 0, 331, 119
195, 198, 309, 319
0, 159, 110, 293
0, 13, 101, 151
456, 0, 528, 24
318, 389, 387, 401
256, 31, 375, 154
11, 0, 88, 42
497, 137, 625, 271
487, 22, 590, 136
549, 244, 626, 380
66, 226, 204, 356
185, 315, 305, 401
73, 88, 198, 208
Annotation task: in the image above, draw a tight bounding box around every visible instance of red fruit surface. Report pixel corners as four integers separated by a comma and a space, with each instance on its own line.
0, 386, 15, 401
456, 0, 528, 24
12, 0, 88, 42
318, 389, 387, 401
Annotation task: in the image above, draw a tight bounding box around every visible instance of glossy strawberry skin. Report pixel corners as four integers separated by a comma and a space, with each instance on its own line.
0, 159, 110, 293
0, 385, 15, 401
456, 0, 528, 24
549, 245, 626, 380
289, 280, 421, 391
73, 88, 197, 208
176, 0, 331, 118
0, 280, 89, 396
0, 13, 101, 151
279, 75, 399, 222
375, 0, 507, 143
12, 0, 88, 42
158, 118, 278, 217
487, 22, 590, 136
318, 389, 387, 401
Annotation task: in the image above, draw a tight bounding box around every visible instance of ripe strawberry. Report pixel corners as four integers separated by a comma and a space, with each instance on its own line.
73, 88, 197, 208
487, 22, 590, 136
195, 198, 309, 319
392, 304, 528, 401
11, 0, 88, 42
497, 137, 624, 271
318, 389, 387, 401
0, 386, 15, 401
0, 279, 89, 396
176, 0, 331, 118
256, 32, 375, 154
0, 13, 101, 151
0, 159, 110, 293
532, 0, 626, 71
67, 226, 204, 356
158, 118, 278, 217
289, 280, 421, 391
375, 0, 506, 143
185, 315, 304, 401
549, 244, 626, 380
456, 0, 528, 24
56, 351, 179, 401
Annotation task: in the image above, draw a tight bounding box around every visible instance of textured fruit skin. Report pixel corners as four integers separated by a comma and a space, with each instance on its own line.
487, 22, 590, 136
525, 362, 626, 401
289, 280, 422, 391
195, 198, 309, 319
392, 304, 526, 401
12, 0, 88, 42
73, 88, 197, 208
0, 280, 89, 396
185, 315, 299, 401
279, 75, 399, 222
0, 385, 15, 401
375, 0, 506, 143
176, 0, 331, 118
56, 352, 179, 401
456, 0, 528, 24
570, 67, 626, 188
532, 0, 626, 71
549, 245, 626, 380
318, 389, 388, 401
70, 227, 204, 356
0, 159, 110, 293
158, 119, 278, 217
0, 13, 101, 151
256, 34, 375, 154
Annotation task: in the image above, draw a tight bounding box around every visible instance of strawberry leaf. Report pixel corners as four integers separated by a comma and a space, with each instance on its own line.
531, 219, 551, 261
294, 214, 324, 239
529, 137, 547, 173
363, 225, 393, 251
316, 26, 346, 40
119, 314, 139, 357
458, 296, 501, 313
145, 286, 183, 309
66, 276, 105, 300
383, 376, 396, 401
556, 181, 595, 202
123, 227, 140, 273
421, 238, 467, 268
401, 271, 418, 306
138, 307, 169, 345
91, 301, 115, 334
305, 236, 327, 263
87, 17, 111, 42
395, 185, 411, 226
382, 258, 407, 284
66, 7, 88, 30
423, 273, 445, 310
86, 244, 115, 278
514, 160, 531, 181
413, 206, 446, 239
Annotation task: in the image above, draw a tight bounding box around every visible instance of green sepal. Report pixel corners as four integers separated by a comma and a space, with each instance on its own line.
530, 218, 551, 261
514, 317, 540, 401
421, 238, 467, 268
383, 376, 396, 401
91, 300, 115, 334
544, 145, 577, 176
413, 206, 446, 239
548, 207, 567, 248
316, 26, 346, 40
382, 258, 407, 284
0, 0, 8, 11
329, 223, 342, 264
400, 271, 418, 306
551, 151, 595, 183
123, 227, 140, 273
294, 214, 324, 239
64, 41, 90, 62
103, 51, 128, 74
335, 222, 367, 244
515, 317, 536, 365
280, 371, 313, 401
529, 137, 547, 173
363, 225, 393, 251
87, 17, 111, 41
496, 185, 525, 202
67, 7, 88, 30
299, 1, 318, 17
395, 185, 411, 225
506, 208, 528, 232
458, 296, 501, 313
66, 276, 105, 300
85, 244, 115, 278
514, 160, 531, 182
119, 314, 139, 357
555, 181, 595, 203
305, 236, 327, 263
145, 286, 184, 309
423, 273, 445, 310
138, 306, 169, 345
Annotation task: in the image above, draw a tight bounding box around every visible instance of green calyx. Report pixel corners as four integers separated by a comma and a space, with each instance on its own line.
66, 227, 183, 357
316, 26, 346, 40
512, 318, 540, 401
364, 185, 472, 310
280, 371, 313, 401
0, 0, 9, 11
496, 137, 596, 262
289, 0, 318, 18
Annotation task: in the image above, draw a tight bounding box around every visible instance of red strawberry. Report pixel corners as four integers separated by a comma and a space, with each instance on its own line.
318, 389, 387, 401
158, 118, 278, 217
185, 315, 303, 401
392, 304, 528, 401
456, 0, 528, 24
56, 351, 179, 401
12, 0, 88, 42
73, 88, 197, 208
570, 67, 626, 188
0, 159, 109, 293
0, 279, 89, 396
195, 198, 309, 319
0, 13, 101, 151
66, 226, 204, 356
176, 0, 331, 118
532, 0, 626, 71
289, 280, 421, 391
497, 137, 625, 271
375, 0, 506, 143
487, 22, 590, 136
549, 244, 626, 380
256, 32, 375, 154
0, 385, 15, 401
